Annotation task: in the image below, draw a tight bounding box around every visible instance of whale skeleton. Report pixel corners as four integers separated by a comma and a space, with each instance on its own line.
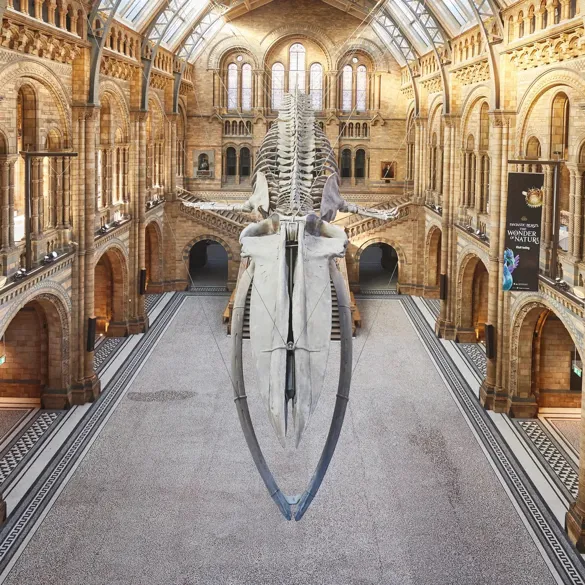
182, 91, 405, 520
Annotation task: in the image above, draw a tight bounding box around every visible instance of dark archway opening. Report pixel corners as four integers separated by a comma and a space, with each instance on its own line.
0, 299, 64, 407
189, 241, 228, 289
359, 243, 399, 291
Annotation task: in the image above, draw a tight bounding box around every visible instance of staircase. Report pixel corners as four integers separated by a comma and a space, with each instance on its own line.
233, 281, 340, 340
177, 188, 250, 227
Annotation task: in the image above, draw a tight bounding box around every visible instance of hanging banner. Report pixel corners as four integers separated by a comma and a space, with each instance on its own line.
503, 172, 545, 292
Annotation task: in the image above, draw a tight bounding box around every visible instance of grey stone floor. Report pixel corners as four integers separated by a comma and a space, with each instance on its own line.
548, 417, 581, 453
3, 298, 556, 585
0, 410, 28, 443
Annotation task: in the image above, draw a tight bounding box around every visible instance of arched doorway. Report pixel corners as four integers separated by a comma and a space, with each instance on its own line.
0, 298, 65, 407
189, 240, 228, 289
94, 248, 127, 336
514, 305, 581, 413
457, 255, 488, 342
359, 243, 399, 291
145, 223, 162, 293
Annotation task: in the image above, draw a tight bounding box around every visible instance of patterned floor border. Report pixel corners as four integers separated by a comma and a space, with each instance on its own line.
0, 412, 65, 493
514, 418, 579, 502
188, 286, 230, 296
93, 294, 170, 373
0, 292, 185, 578
401, 296, 585, 585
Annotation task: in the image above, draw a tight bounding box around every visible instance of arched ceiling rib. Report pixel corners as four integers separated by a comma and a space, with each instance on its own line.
90, 0, 503, 107
103, 0, 495, 65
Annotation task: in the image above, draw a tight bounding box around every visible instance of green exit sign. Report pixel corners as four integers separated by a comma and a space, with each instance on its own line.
573, 364, 582, 377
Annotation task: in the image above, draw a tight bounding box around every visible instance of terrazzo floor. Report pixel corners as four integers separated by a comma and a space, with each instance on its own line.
2, 297, 558, 585
0, 410, 29, 444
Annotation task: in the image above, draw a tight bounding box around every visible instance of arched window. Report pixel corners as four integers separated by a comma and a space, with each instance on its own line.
553, 0, 560, 23
242, 64, 252, 112
341, 148, 352, 178
342, 65, 353, 112
518, 12, 524, 37
232, 121, 237, 135
363, 123, 368, 138
239, 121, 245, 135
529, 6, 536, 33
289, 43, 306, 93
551, 93, 569, 158
355, 149, 366, 179
356, 65, 367, 111
309, 63, 323, 110
541, 0, 548, 27
227, 63, 238, 110
272, 63, 285, 110
508, 16, 514, 42
240, 147, 251, 177
224, 121, 230, 135
226, 147, 237, 177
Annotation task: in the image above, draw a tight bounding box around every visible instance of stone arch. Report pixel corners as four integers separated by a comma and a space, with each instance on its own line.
455, 251, 489, 342
336, 43, 386, 71
183, 234, 234, 290
99, 80, 131, 141
260, 24, 335, 70
353, 237, 406, 290
508, 296, 584, 415
207, 37, 262, 70
460, 86, 491, 136
182, 234, 235, 263
145, 219, 163, 292
1, 60, 72, 147
461, 97, 490, 147
218, 46, 259, 70
424, 225, 442, 291
0, 285, 71, 405
94, 242, 130, 335
427, 95, 444, 126
516, 68, 585, 155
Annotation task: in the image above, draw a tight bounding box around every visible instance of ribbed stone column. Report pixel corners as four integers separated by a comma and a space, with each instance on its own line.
480, 112, 504, 409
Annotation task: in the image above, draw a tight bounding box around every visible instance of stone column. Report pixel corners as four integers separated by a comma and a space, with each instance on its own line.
84, 108, 98, 387
480, 112, 504, 410
475, 152, 482, 214
437, 119, 452, 329
574, 167, 584, 262
135, 112, 148, 330
63, 155, 70, 229
169, 114, 177, 200
543, 165, 554, 252
31, 157, 41, 237
413, 119, 422, 200
55, 157, 63, 229
1, 159, 10, 251
8, 159, 15, 248
351, 153, 356, 187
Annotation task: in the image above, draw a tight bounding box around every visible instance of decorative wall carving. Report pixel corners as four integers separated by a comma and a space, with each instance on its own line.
451, 59, 490, 86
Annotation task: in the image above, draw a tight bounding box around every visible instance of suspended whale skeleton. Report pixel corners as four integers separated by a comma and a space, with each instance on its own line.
184, 92, 405, 520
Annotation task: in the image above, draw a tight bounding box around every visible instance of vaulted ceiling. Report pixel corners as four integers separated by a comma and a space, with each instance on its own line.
99, 0, 504, 67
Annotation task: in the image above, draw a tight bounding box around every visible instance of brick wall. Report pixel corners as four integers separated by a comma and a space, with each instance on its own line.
0, 306, 44, 400
539, 315, 574, 392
